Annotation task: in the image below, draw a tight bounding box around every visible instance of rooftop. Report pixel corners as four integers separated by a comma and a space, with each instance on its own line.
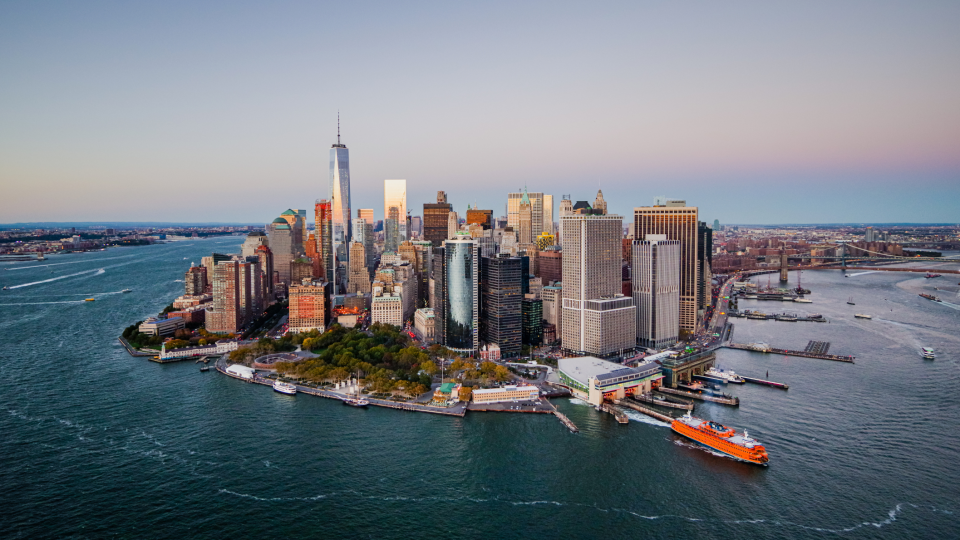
558, 356, 660, 387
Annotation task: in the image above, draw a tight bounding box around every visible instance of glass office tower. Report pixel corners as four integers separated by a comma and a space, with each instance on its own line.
444, 234, 478, 355
330, 130, 351, 256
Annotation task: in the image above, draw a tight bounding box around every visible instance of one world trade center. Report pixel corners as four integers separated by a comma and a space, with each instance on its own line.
330, 118, 351, 259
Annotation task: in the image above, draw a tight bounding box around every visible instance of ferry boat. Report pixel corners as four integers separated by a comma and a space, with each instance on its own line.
671, 413, 769, 465
920, 347, 935, 360
272, 380, 297, 395
919, 293, 941, 302
342, 396, 370, 407
854, 313, 872, 319
808, 313, 823, 319
705, 367, 745, 384
84, 298, 95, 302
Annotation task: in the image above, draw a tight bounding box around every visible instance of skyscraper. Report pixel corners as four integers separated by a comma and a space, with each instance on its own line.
347, 241, 371, 294
480, 254, 522, 357
358, 208, 374, 226
444, 234, 479, 355
423, 191, 452, 246
353, 217, 373, 275
508, 190, 545, 236
447, 211, 459, 240
557, 196, 573, 247
385, 205, 400, 252
315, 200, 334, 283
330, 119, 351, 256
561, 212, 636, 356
633, 205, 699, 331
466, 208, 493, 229
593, 190, 607, 215
518, 190, 533, 245
697, 221, 713, 311
267, 215, 303, 286
543, 194, 554, 235
384, 179, 407, 241
633, 235, 680, 349
208, 261, 242, 333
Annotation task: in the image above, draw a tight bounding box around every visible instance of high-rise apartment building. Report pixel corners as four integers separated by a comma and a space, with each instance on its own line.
633, 235, 680, 349
443, 234, 479, 355
347, 241, 371, 294
423, 191, 451, 247
561, 213, 636, 356
330, 123, 351, 253
480, 254, 522, 357
208, 261, 242, 334
384, 179, 407, 241
184, 266, 207, 296
289, 279, 330, 333
633, 204, 699, 331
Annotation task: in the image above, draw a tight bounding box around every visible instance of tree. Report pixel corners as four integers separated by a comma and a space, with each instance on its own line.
493, 365, 511, 382
459, 386, 473, 402
420, 360, 438, 376
165, 339, 189, 350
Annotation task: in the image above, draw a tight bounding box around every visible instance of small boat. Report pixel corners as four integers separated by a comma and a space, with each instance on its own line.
925, 274, 942, 279
272, 380, 297, 395
793, 298, 812, 303
121, 289, 132, 293
808, 313, 823, 319
200, 365, 210, 372
1, 286, 8, 290
920, 347, 935, 360
919, 293, 941, 302
854, 313, 872, 319
84, 298, 95, 302
847, 297, 855, 305
705, 366, 745, 384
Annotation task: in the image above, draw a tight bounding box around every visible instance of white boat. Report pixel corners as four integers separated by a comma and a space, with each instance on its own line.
121, 289, 132, 293
273, 380, 297, 395
705, 366, 745, 384
793, 298, 812, 303
854, 314, 872, 319
921, 347, 935, 360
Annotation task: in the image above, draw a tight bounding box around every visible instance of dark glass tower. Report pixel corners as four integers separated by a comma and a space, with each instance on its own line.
481, 254, 522, 358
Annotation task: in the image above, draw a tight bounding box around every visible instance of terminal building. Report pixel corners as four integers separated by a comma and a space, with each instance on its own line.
558, 356, 663, 406
472, 384, 540, 404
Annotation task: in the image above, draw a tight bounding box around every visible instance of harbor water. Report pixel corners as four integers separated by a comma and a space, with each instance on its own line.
1, 238, 958, 539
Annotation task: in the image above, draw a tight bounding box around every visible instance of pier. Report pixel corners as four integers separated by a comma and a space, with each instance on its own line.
631, 393, 694, 410
118, 337, 156, 357
551, 409, 580, 433
614, 399, 675, 423
740, 376, 790, 390
727, 310, 827, 323
656, 387, 740, 406
725, 343, 854, 363
600, 403, 629, 424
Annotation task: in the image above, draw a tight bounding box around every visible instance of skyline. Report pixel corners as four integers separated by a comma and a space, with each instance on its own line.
2, 1, 960, 224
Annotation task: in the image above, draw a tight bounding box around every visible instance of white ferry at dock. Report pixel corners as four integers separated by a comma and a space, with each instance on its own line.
273, 380, 297, 395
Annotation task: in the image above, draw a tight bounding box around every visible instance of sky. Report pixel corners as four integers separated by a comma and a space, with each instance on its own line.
2, 1, 959, 225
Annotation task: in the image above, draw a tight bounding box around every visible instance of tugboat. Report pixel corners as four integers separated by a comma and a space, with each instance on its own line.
671, 413, 769, 465
272, 380, 297, 395
920, 347, 935, 360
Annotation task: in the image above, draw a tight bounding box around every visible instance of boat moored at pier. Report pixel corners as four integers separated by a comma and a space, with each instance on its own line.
272, 380, 297, 395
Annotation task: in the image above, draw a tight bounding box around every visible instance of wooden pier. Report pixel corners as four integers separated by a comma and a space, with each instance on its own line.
632, 393, 693, 410
657, 387, 740, 406
614, 399, 675, 423
552, 410, 579, 432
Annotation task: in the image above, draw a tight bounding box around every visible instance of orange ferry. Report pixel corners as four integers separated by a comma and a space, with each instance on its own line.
671, 413, 769, 465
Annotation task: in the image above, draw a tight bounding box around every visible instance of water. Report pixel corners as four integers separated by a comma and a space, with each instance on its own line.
1, 238, 958, 539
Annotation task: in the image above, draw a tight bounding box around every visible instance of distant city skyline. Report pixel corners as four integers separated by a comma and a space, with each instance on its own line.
2, 1, 959, 224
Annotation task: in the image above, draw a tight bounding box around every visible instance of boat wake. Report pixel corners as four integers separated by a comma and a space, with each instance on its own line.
846, 271, 879, 277
4, 255, 134, 271
217, 488, 925, 533
623, 409, 670, 427
5, 268, 105, 289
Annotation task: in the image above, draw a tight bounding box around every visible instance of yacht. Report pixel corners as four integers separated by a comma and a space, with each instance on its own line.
705, 366, 745, 384
272, 380, 297, 395
920, 348, 935, 360
121, 289, 132, 293
847, 297, 855, 305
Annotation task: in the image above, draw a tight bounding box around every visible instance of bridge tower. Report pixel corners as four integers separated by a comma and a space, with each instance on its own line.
779, 249, 789, 282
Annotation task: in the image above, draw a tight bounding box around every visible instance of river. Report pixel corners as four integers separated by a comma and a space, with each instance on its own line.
1, 237, 958, 539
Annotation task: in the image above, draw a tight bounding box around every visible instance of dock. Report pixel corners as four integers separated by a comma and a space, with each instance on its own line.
631, 393, 693, 410
118, 337, 156, 357
725, 343, 854, 363
600, 403, 629, 424
656, 387, 740, 406
727, 311, 827, 323
614, 399, 675, 423
552, 410, 579, 432
740, 376, 789, 389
